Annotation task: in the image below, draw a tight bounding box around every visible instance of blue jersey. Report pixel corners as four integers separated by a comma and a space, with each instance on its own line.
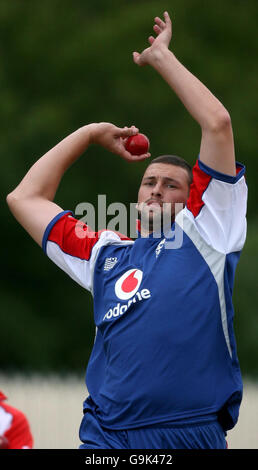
43, 158, 247, 431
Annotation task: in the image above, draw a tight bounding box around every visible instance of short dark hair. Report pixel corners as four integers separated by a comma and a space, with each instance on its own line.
148, 155, 193, 186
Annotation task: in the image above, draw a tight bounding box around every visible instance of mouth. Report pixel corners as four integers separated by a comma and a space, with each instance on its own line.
146, 200, 163, 208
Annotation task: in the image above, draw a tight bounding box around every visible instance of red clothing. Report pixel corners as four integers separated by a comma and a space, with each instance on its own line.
0, 391, 33, 449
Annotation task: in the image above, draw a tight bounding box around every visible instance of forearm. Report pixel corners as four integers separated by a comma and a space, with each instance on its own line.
6, 122, 143, 247
134, 11, 235, 175
7, 124, 95, 203
150, 46, 230, 131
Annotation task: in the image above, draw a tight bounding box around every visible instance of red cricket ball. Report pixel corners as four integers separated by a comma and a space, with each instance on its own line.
125, 133, 150, 156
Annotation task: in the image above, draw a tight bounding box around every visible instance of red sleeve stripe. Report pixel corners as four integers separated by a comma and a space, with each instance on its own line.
186, 160, 212, 218
48, 215, 100, 261
236, 165, 242, 175
45, 212, 132, 261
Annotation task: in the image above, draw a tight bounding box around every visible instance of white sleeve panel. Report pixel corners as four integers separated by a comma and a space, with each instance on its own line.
194, 175, 247, 254
46, 229, 133, 294
43, 212, 134, 294
46, 237, 101, 293
185, 159, 248, 254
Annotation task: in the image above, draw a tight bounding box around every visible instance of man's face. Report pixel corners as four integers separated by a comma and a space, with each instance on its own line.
137, 163, 190, 233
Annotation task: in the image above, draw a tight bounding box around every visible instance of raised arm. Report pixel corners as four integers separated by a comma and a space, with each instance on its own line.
6, 122, 149, 247
133, 12, 236, 176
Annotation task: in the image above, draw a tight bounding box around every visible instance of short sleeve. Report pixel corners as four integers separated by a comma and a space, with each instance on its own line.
184, 158, 248, 254
42, 211, 133, 294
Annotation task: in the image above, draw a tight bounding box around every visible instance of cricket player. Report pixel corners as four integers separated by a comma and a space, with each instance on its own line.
0, 391, 33, 449
7, 12, 247, 448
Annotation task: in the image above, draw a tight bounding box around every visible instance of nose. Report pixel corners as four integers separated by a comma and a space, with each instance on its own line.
151, 182, 163, 197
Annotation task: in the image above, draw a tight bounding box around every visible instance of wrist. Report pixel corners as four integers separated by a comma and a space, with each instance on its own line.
149, 45, 173, 68
80, 123, 101, 145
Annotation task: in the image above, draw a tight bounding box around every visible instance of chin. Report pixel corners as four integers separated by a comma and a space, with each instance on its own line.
139, 210, 174, 234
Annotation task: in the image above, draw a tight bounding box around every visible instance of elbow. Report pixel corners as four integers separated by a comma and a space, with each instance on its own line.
6, 191, 15, 207
6, 191, 15, 211
6, 190, 20, 211
206, 109, 232, 134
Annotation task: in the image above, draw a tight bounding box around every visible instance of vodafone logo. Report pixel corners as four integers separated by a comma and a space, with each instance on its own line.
103, 268, 151, 322
115, 269, 143, 300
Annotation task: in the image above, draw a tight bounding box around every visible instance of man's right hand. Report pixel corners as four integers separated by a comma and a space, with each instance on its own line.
89, 122, 151, 162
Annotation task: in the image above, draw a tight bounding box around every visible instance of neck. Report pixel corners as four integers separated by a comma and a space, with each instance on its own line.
137, 215, 175, 238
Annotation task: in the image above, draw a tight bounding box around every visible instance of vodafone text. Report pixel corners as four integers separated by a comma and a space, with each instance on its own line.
103, 288, 151, 321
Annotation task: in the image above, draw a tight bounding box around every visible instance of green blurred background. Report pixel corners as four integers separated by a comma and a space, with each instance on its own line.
1, 0, 257, 377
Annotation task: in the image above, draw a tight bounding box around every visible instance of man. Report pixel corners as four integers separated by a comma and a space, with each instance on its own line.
0, 391, 33, 449
7, 12, 247, 449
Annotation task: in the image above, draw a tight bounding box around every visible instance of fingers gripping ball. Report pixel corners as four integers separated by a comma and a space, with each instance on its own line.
125, 133, 150, 156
